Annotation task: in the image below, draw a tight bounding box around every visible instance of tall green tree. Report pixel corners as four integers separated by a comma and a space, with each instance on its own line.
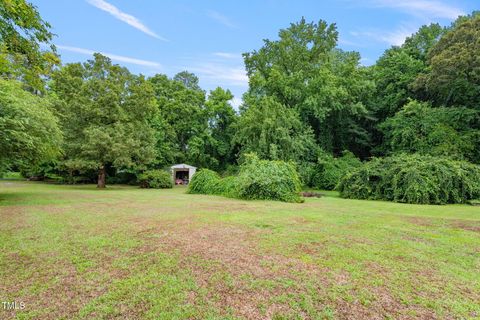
234, 95, 317, 163
173, 70, 202, 91
205, 87, 238, 170
51, 54, 158, 188
414, 14, 480, 108
0, 0, 59, 92
370, 23, 445, 121
243, 18, 372, 157
149, 72, 211, 167
380, 100, 480, 162
0, 78, 61, 173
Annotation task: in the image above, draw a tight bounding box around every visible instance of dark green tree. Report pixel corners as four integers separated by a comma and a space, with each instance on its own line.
173, 70, 202, 91
149, 72, 220, 168
234, 95, 317, 163
149, 73, 205, 154
414, 14, 480, 108
0, 0, 59, 92
243, 18, 372, 157
205, 87, 238, 170
380, 100, 480, 162
51, 54, 158, 188
0, 78, 61, 173
370, 23, 445, 121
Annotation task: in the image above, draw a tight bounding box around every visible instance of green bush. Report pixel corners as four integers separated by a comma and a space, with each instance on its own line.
138, 170, 173, 189
297, 161, 317, 187
187, 169, 222, 194
0, 172, 22, 180
219, 175, 238, 198
338, 154, 480, 204
188, 155, 303, 203
235, 154, 303, 203
311, 151, 362, 190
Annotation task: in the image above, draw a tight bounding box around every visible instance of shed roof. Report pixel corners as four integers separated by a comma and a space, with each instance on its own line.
171, 163, 196, 169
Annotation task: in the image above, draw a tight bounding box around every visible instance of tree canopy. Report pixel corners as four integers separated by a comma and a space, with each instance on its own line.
51, 54, 158, 187
0, 0, 59, 91
0, 78, 61, 173
414, 13, 480, 108
243, 18, 372, 156
380, 100, 480, 162
1, 4, 479, 198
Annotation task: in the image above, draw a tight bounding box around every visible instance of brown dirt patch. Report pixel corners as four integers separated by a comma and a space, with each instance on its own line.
448, 220, 480, 233
404, 216, 435, 227
129, 216, 441, 320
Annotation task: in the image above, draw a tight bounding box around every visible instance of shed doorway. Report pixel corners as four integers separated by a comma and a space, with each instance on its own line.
170, 164, 197, 185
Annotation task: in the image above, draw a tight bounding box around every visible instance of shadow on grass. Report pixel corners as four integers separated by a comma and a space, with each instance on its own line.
0, 192, 38, 206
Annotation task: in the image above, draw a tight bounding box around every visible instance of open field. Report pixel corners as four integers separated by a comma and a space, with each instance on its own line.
0, 181, 479, 319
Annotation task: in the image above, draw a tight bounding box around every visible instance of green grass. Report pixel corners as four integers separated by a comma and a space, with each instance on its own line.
0, 181, 479, 319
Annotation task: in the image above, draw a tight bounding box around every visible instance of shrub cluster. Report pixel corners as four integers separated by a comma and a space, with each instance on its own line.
311, 151, 362, 190
235, 155, 303, 203
138, 170, 173, 189
337, 154, 480, 204
187, 169, 222, 194
188, 155, 303, 203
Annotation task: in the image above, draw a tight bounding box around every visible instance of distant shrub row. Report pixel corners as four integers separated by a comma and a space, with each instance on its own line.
338, 154, 480, 204
188, 154, 303, 203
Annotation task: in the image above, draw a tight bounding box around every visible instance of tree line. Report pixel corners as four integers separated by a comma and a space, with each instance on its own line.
1, 1, 479, 189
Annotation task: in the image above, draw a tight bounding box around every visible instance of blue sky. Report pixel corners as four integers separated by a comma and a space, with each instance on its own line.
32, 0, 477, 106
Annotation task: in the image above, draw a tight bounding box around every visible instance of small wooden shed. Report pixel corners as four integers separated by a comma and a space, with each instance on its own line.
170, 164, 197, 185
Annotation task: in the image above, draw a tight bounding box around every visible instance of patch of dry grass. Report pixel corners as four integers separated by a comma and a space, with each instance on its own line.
0, 181, 479, 319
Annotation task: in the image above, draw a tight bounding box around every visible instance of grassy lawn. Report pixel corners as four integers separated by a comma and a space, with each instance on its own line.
0, 181, 479, 319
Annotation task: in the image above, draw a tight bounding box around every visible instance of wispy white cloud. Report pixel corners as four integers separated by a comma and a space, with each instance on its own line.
188, 63, 248, 87
86, 0, 167, 40
207, 10, 236, 28
350, 0, 464, 48
368, 0, 464, 19
213, 52, 242, 59
57, 45, 162, 68
350, 23, 417, 46
337, 37, 364, 47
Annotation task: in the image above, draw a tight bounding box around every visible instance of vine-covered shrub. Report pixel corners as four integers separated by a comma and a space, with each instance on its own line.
138, 170, 173, 189
188, 155, 303, 203
338, 154, 480, 204
235, 154, 303, 203
311, 151, 362, 190
220, 175, 238, 198
187, 169, 222, 194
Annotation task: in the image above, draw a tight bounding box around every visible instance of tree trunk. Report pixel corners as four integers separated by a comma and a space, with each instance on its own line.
97, 165, 106, 188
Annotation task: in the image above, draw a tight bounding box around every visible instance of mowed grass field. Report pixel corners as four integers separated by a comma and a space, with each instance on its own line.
0, 181, 479, 320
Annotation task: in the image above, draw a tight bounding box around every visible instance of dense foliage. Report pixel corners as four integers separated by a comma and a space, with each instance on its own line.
235, 155, 303, 203
0, 0, 59, 91
187, 169, 222, 195
0, 79, 61, 173
414, 13, 480, 108
189, 155, 302, 203
138, 170, 173, 189
242, 18, 372, 157
234, 96, 317, 163
310, 151, 362, 190
149, 74, 237, 171
380, 100, 480, 162
51, 54, 158, 188
338, 155, 480, 204
1, 5, 479, 203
